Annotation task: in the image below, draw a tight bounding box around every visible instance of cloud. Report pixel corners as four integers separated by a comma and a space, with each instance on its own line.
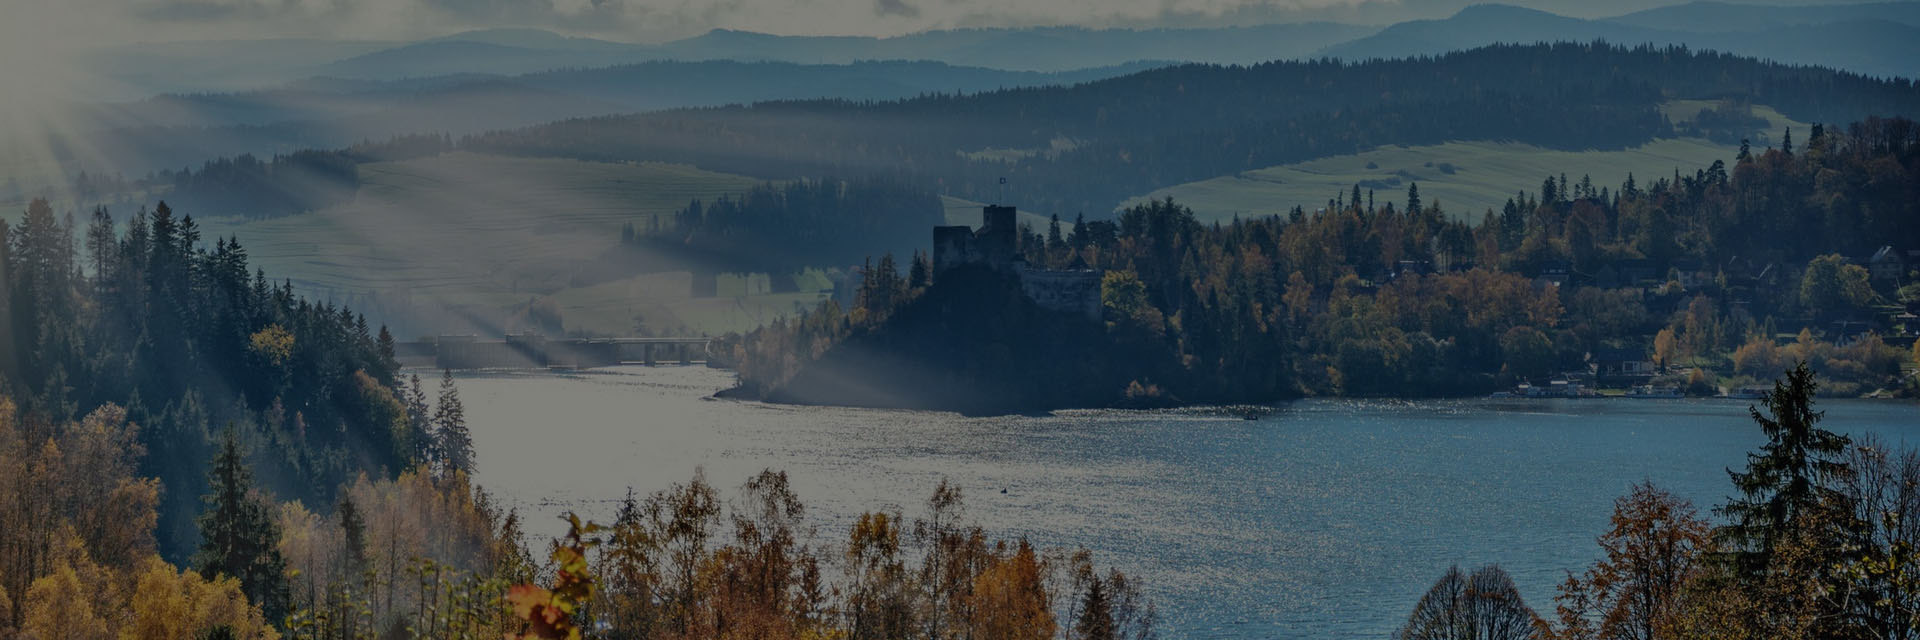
82, 0, 1412, 43
875, 0, 920, 19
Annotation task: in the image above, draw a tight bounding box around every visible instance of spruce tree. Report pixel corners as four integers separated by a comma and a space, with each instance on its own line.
1076, 576, 1117, 640
194, 427, 289, 622
337, 493, 368, 580
1716, 362, 1851, 577
433, 369, 474, 476
405, 373, 433, 465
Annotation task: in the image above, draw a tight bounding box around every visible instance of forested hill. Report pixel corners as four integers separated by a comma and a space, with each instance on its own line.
465, 42, 1920, 217
720, 116, 1920, 413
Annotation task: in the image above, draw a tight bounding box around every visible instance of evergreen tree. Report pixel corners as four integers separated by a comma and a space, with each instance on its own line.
193, 427, 289, 622
1716, 362, 1852, 578
908, 251, 931, 290
432, 369, 474, 476
405, 373, 433, 464
1075, 576, 1117, 640
337, 493, 368, 580
1406, 182, 1421, 215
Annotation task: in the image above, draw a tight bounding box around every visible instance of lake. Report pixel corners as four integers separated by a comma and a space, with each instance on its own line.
455, 364, 1920, 639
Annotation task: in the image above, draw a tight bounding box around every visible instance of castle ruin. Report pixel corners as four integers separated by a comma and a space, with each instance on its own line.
933, 205, 1103, 319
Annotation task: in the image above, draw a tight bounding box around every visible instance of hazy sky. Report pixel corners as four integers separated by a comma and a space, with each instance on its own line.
3, 0, 1757, 46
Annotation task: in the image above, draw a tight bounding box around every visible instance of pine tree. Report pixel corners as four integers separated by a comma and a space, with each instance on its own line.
193, 427, 289, 622
337, 493, 368, 580
1406, 182, 1421, 215
908, 251, 931, 290
433, 369, 473, 476
405, 373, 433, 464
1075, 576, 1117, 640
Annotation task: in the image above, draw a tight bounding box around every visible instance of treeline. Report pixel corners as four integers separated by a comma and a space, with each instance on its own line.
141, 134, 454, 218
610, 177, 943, 277
0, 197, 465, 558
722, 117, 1920, 410
465, 42, 1920, 216
1393, 365, 1920, 640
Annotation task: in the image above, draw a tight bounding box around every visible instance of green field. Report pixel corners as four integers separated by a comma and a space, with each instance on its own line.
1125, 102, 1806, 224
194, 152, 786, 337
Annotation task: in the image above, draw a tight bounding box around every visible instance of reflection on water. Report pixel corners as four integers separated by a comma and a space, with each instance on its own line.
455, 365, 1920, 640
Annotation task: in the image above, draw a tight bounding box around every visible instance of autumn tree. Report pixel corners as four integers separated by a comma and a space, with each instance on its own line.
1396, 564, 1539, 640
596, 490, 665, 639
845, 511, 915, 640
969, 541, 1054, 640
1542, 482, 1711, 640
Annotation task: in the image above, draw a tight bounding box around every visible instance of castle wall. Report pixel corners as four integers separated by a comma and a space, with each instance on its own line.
1018, 266, 1104, 320
933, 225, 977, 273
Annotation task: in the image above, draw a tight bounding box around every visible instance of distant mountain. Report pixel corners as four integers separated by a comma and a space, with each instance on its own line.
1316, 3, 1920, 79
316, 40, 656, 80
1606, 1, 1920, 32
80, 23, 1379, 98
654, 24, 1379, 71
53, 59, 1167, 176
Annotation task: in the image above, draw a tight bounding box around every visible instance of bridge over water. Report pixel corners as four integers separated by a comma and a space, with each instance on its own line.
397, 335, 711, 370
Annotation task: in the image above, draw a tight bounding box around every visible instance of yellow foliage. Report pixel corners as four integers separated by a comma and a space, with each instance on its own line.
969, 542, 1054, 640
1654, 328, 1678, 369
249, 324, 297, 366
123, 556, 279, 640
21, 564, 109, 640
1731, 335, 1779, 377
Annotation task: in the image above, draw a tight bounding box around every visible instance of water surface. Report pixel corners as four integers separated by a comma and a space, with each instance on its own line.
456, 365, 1920, 639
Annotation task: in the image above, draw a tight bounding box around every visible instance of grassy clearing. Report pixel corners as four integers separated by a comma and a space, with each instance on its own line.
1126, 103, 1808, 224
1124, 138, 1740, 224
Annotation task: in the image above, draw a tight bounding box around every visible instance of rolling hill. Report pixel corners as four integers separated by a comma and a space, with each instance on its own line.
1316, 3, 1920, 79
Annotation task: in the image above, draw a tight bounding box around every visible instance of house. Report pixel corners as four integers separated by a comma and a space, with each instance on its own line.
1868, 246, 1908, 283
1672, 259, 1713, 290
1392, 259, 1434, 280
1591, 346, 1656, 385
1532, 261, 1571, 290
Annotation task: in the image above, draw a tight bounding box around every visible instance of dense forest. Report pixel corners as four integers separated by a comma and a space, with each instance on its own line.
720, 117, 1920, 411
0, 197, 446, 557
